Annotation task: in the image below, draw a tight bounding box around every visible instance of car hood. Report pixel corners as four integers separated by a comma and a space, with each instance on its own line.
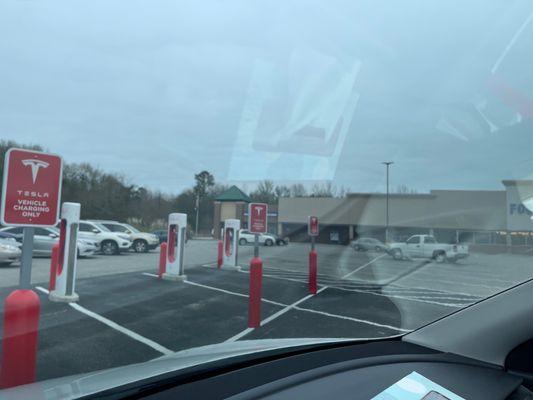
134, 232, 158, 240
1, 338, 354, 399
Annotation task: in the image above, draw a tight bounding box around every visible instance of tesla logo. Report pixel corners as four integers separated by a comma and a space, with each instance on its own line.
22, 159, 49, 184
255, 207, 263, 216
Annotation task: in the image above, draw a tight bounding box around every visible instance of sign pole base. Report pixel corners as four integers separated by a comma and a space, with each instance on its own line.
221, 265, 242, 271
0, 289, 40, 389
49, 291, 79, 303
162, 273, 187, 282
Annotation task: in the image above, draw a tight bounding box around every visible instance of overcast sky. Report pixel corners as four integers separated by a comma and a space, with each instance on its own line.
1, 0, 533, 195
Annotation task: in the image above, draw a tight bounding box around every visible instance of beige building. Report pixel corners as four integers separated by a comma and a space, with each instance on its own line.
277, 181, 533, 246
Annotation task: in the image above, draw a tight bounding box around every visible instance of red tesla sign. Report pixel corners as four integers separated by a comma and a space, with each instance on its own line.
1, 148, 63, 227
308, 216, 319, 236
249, 203, 268, 234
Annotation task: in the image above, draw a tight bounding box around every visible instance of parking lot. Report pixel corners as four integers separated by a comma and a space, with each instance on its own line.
1, 240, 533, 382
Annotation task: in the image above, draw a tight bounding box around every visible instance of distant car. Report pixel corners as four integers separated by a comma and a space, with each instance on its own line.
78, 221, 132, 255
0, 240, 21, 267
388, 234, 469, 263
0, 226, 98, 257
272, 233, 289, 246
351, 237, 389, 252
152, 230, 167, 244
90, 220, 159, 253
238, 229, 277, 246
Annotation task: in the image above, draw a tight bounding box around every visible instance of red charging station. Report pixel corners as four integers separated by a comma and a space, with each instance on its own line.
162, 213, 187, 282
49, 202, 80, 303
222, 219, 240, 270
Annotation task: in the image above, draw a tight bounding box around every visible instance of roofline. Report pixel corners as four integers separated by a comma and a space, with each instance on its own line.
502, 180, 533, 186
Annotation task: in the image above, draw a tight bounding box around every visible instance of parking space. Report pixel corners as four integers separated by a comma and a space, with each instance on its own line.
1, 240, 533, 382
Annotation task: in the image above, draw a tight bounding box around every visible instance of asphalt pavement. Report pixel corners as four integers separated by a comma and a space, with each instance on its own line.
0, 240, 532, 383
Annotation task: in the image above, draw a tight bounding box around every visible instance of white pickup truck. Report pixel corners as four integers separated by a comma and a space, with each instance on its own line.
388, 235, 469, 263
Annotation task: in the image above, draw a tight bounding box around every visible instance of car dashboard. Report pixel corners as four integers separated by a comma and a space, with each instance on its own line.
93, 340, 533, 400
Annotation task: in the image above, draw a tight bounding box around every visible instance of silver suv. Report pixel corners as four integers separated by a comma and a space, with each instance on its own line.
90, 220, 159, 253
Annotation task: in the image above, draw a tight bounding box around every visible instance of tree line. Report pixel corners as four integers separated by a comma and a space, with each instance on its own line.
0, 140, 349, 233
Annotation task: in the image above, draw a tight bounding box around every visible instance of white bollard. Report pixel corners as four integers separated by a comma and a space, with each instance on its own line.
50, 202, 80, 302
162, 213, 187, 282
222, 219, 241, 270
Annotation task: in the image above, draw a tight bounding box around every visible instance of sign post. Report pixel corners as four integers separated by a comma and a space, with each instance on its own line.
247, 203, 267, 328
308, 216, 319, 295
0, 148, 63, 388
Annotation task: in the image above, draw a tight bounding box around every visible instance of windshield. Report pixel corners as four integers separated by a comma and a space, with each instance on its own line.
1, 0, 533, 392
123, 224, 140, 233
93, 223, 111, 232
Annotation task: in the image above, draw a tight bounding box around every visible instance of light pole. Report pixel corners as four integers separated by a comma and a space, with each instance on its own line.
382, 162, 394, 242
195, 192, 200, 237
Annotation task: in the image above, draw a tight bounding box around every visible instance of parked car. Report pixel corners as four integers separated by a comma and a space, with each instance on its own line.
152, 230, 167, 244
0, 232, 21, 248
351, 237, 388, 252
90, 220, 159, 253
78, 221, 132, 255
238, 229, 277, 246
0, 240, 21, 267
388, 234, 469, 263
0, 226, 99, 257
272, 233, 289, 246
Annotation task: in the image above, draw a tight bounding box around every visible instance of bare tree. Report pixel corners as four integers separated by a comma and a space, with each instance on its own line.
289, 183, 307, 197
250, 180, 277, 204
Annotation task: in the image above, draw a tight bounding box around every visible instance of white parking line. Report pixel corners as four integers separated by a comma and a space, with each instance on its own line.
341, 254, 387, 279
35, 286, 174, 357
183, 280, 286, 307
292, 306, 411, 333
139, 273, 408, 338
225, 287, 328, 343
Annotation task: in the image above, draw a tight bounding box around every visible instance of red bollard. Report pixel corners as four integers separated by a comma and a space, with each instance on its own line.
158, 242, 167, 278
309, 250, 317, 295
0, 290, 40, 389
248, 257, 263, 328
49, 244, 59, 291
217, 240, 223, 268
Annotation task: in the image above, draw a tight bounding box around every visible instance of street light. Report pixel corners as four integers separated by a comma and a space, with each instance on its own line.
382, 161, 394, 242
195, 192, 200, 237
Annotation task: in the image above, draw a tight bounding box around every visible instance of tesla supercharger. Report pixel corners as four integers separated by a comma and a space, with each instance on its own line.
50, 202, 80, 302
162, 213, 187, 281
222, 219, 240, 270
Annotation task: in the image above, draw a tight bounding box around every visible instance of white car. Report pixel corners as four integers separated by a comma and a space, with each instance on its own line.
78, 221, 132, 255
238, 229, 277, 246
0, 240, 21, 267
0, 226, 99, 258
90, 220, 159, 253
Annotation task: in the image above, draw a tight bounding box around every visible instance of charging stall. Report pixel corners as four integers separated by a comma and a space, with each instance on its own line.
222, 219, 240, 270
162, 213, 187, 281
50, 202, 80, 302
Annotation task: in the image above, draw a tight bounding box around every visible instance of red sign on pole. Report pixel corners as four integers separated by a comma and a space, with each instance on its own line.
308, 216, 319, 236
1, 148, 63, 227
248, 203, 268, 234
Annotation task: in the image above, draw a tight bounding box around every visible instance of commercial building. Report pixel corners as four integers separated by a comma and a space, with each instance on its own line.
277, 181, 533, 246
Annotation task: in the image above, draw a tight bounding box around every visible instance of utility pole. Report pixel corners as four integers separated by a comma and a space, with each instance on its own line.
195, 192, 200, 237
382, 161, 394, 242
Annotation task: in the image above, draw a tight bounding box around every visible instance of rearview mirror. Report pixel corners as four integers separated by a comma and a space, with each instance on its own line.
92, 229, 100, 233
48, 233, 58, 238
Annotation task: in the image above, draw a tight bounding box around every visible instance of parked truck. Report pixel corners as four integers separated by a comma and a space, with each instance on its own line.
388, 234, 469, 263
